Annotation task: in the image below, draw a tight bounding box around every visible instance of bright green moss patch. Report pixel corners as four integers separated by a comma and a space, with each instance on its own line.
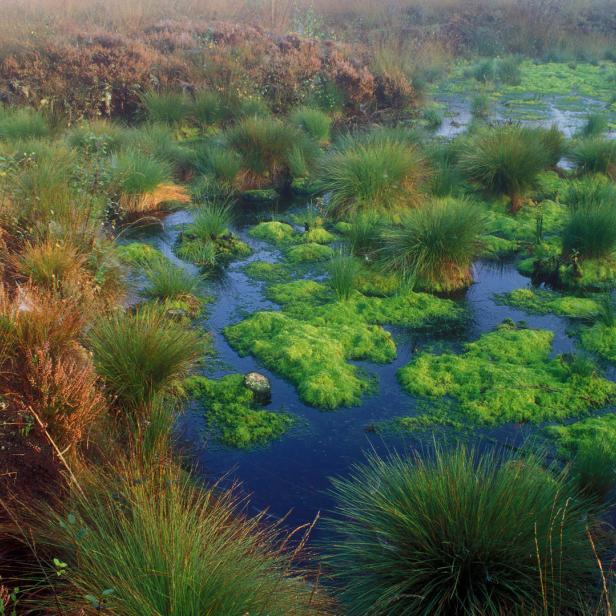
398, 322, 616, 425
176, 235, 251, 266
334, 221, 352, 234
291, 177, 320, 196
224, 311, 394, 409
186, 374, 294, 448
225, 279, 464, 409
481, 235, 519, 259
117, 242, 166, 267
545, 413, 616, 456
580, 323, 616, 362
155, 295, 207, 321
558, 258, 616, 291
303, 227, 337, 244
286, 242, 334, 263
356, 269, 402, 297
249, 221, 296, 245
243, 261, 292, 283
495, 288, 602, 319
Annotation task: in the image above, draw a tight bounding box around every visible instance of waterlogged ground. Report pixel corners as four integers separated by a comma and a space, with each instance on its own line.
122, 202, 616, 532
429, 60, 616, 137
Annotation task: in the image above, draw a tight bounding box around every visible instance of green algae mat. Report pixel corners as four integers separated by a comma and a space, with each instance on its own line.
397, 322, 616, 427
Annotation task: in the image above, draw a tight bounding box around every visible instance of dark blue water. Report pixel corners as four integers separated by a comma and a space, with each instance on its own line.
123, 207, 614, 534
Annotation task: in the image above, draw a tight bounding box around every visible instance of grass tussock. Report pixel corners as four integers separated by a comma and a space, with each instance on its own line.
460, 125, 550, 212
88, 303, 203, 412
38, 459, 332, 615
320, 134, 427, 218
328, 446, 599, 616
379, 198, 485, 292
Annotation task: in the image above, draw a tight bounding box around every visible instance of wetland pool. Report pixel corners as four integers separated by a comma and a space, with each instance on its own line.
124, 205, 616, 535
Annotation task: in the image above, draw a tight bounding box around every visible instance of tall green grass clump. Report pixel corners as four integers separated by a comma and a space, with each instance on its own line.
88, 304, 202, 411
565, 175, 616, 210
320, 134, 426, 218
470, 93, 490, 119
143, 260, 199, 300
226, 116, 303, 186
141, 90, 190, 125
536, 124, 566, 167
109, 149, 172, 195
0, 107, 49, 140
42, 461, 331, 615
562, 203, 616, 260
571, 438, 616, 503
191, 203, 232, 241
379, 198, 484, 291
195, 144, 242, 191
571, 138, 616, 178
191, 90, 224, 127
327, 252, 361, 300
579, 112, 609, 138
348, 212, 383, 258
327, 447, 598, 616
461, 125, 549, 213
290, 106, 331, 144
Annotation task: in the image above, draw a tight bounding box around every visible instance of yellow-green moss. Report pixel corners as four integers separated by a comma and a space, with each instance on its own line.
225, 279, 465, 409
186, 374, 294, 447
303, 227, 337, 244
248, 221, 296, 245
286, 242, 334, 263
243, 261, 292, 283
224, 311, 394, 409
495, 288, 602, 319
117, 242, 166, 267
580, 323, 616, 362
545, 414, 616, 456
398, 322, 616, 425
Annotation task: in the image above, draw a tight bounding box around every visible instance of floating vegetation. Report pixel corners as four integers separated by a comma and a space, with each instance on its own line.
398, 321, 616, 426
225, 280, 464, 409
495, 288, 602, 319
186, 374, 294, 448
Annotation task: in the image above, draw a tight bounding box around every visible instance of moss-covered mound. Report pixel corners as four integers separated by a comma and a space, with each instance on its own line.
303, 227, 337, 244
580, 323, 616, 362
398, 322, 615, 425
243, 261, 292, 283
225, 280, 464, 409
186, 374, 294, 448
495, 288, 602, 319
225, 311, 394, 409
545, 413, 616, 456
286, 242, 334, 263
249, 221, 296, 245
175, 234, 251, 266
117, 242, 166, 267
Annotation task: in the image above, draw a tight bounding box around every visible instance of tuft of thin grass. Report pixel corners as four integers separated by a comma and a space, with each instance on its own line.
327, 446, 598, 616
347, 212, 383, 259
109, 149, 173, 195
460, 125, 550, 213
191, 202, 233, 241
320, 133, 427, 218
0, 107, 49, 141
327, 252, 361, 301
565, 175, 616, 210
225, 116, 300, 186
143, 260, 200, 300
379, 198, 484, 291
37, 459, 331, 615
140, 90, 190, 125
580, 112, 609, 138
571, 138, 616, 179
571, 438, 616, 503
562, 203, 616, 260
88, 303, 203, 412
191, 90, 224, 127
289, 106, 331, 144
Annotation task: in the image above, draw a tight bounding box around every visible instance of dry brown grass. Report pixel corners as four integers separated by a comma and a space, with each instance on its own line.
119, 182, 191, 216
